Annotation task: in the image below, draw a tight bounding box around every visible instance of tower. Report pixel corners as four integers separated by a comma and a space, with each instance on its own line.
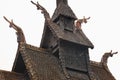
40, 0, 94, 79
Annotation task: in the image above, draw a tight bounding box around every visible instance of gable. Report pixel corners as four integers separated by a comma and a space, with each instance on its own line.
13, 43, 67, 80
12, 51, 31, 80
12, 52, 26, 73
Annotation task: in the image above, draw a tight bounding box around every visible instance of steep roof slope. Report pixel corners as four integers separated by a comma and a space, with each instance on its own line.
13, 43, 67, 80
90, 61, 116, 80
41, 19, 94, 48
40, 0, 94, 49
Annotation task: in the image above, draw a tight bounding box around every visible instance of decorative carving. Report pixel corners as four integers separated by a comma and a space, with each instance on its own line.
3, 16, 26, 44
31, 1, 50, 21
101, 50, 118, 66
31, 1, 61, 38
74, 16, 90, 30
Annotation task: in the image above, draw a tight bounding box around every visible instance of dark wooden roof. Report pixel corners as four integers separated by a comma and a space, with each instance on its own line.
13, 43, 67, 80
90, 61, 116, 80
0, 44, 115, 80
52, 1, 77, 21
41, 20, 94, 48
0, 70, 24, 80
11, 43, 115, 80
40, 0, 94, 48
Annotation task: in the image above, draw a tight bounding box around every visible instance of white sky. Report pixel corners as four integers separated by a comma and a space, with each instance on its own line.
0, 0, 120, 79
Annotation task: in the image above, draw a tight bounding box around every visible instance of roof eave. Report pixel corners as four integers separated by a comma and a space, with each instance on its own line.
60, 38, 94, 49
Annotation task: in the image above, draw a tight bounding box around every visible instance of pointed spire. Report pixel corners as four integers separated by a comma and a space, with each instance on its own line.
56, 0, 68, 7
52, 0, 77, 21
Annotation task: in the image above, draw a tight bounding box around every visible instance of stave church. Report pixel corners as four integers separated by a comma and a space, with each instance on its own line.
0, 0, 117, 80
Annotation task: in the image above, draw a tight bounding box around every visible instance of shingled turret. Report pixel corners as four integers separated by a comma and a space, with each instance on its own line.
39, 0, 94, 79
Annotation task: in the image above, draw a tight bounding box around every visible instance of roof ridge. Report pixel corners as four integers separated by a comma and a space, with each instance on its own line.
19, 43, 39, 80
25, 43, 49, 53
90, 61, 101, 67
90, 60, 114, 76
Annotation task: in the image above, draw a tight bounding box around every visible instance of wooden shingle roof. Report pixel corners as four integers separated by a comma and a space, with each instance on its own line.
13, 43, 67, 80
90, 61, 116, 80
15, 43, 116, 80
41, 20, 94, 48
0, 44, 116, 80
0, 70, 24, 80
40, 0, 94, 49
